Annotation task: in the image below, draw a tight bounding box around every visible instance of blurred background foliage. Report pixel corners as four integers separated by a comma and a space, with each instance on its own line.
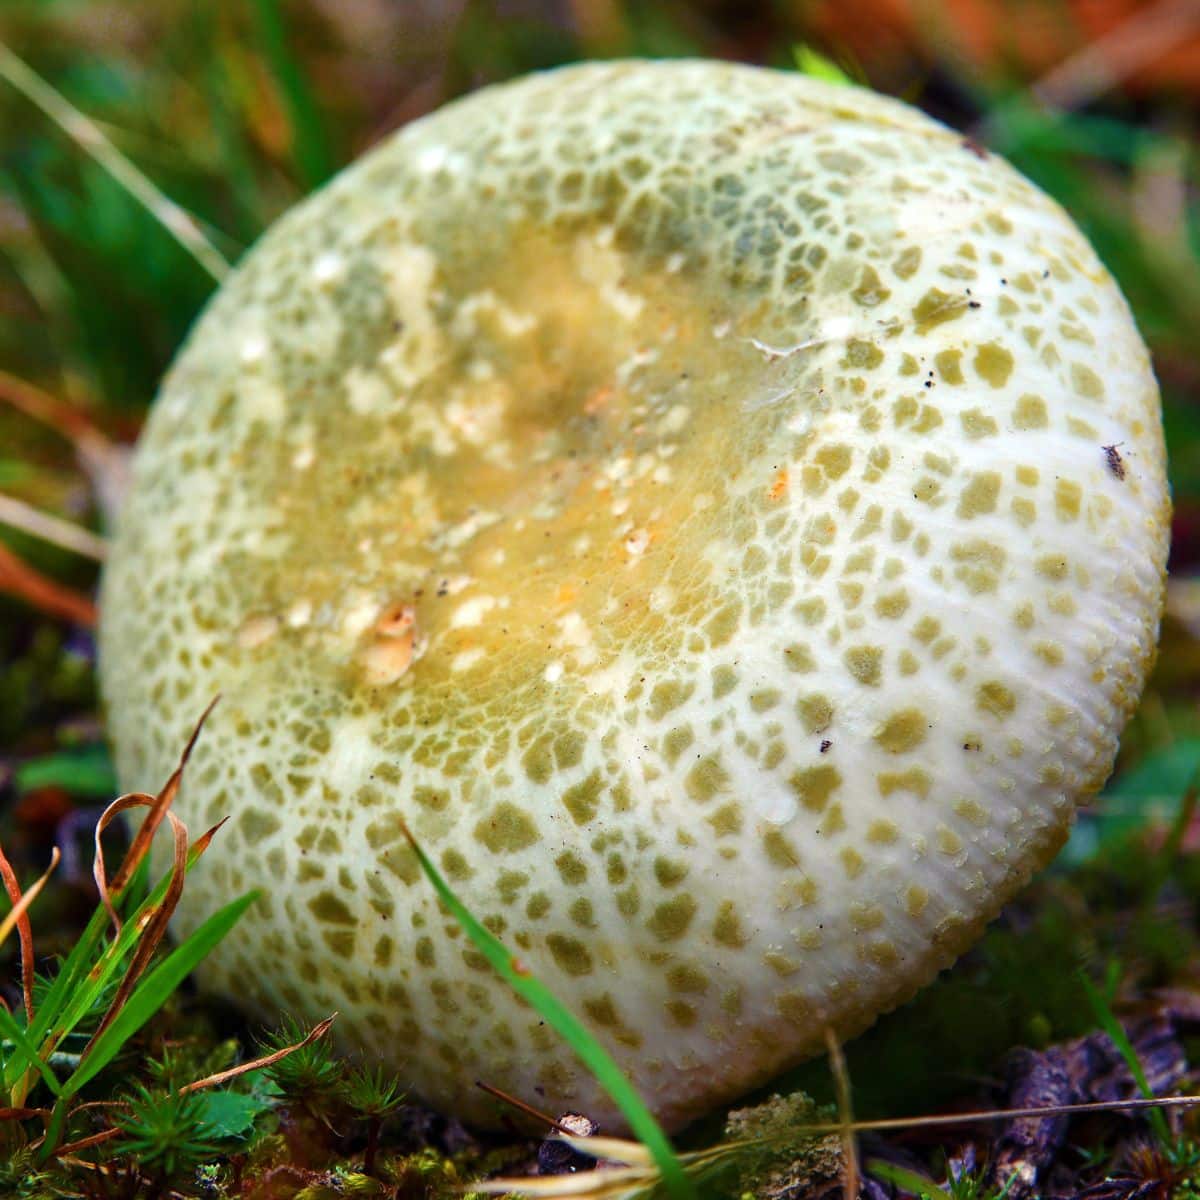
1, 0, 1198, 799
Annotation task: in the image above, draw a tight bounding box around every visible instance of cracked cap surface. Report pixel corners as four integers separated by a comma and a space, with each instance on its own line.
99, 59, 1170, 1131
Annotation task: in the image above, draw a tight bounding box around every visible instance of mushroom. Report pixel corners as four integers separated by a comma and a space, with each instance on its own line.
98, 60, 1170, 1132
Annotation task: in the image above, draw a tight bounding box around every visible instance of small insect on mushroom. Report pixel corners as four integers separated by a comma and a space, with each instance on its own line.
99, 59, 1170, 1135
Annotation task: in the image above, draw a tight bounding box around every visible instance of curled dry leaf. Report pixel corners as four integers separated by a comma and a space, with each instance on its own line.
83, 699, 222, 1048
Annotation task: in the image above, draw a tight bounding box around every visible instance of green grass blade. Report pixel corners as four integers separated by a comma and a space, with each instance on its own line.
192, 5, 268, 244
1080, 972, 1173, 1147
0, 1004, 62, 1099
1149, 767, 1200, 902
403, 827, 696, 1200
25, 903, 115, 1051
124, 851, 153, 911
38, 1096, 69, 1162
866, 1160, 942, 1199
249, 0, 335, 190
203, 52, 267, 244
31, 835, 213, 1052
0, 40, 230, 282
63, 890, 258, 1097
792, 45, 855, 87
988, 100, 1145, 164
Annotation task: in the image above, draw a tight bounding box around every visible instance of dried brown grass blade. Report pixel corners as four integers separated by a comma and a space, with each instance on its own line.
469, 1166, 655, 1197
824, 1027, 858, 1200
78, 703, 220, 1051
0, 847, 60, 1026
0, 539, 97, 625
558, 1135, 654, 1168
52, 1126, 122, 1157
91, 791, 156, 936
90, 808, 226, 940
105, 696, 218, 899
179, 1013, 337, 1094
83, 810, 189, 1052
0, 843, 52, 1022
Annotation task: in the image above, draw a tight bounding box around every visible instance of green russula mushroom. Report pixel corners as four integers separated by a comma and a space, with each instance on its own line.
98, 60, 1170, 1132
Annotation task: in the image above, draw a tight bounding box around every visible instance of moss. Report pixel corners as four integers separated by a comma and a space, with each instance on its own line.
723, 1092, 842, 1198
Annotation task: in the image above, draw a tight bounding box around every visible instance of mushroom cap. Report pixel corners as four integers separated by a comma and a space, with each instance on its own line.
98, 60, 1169, 1132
